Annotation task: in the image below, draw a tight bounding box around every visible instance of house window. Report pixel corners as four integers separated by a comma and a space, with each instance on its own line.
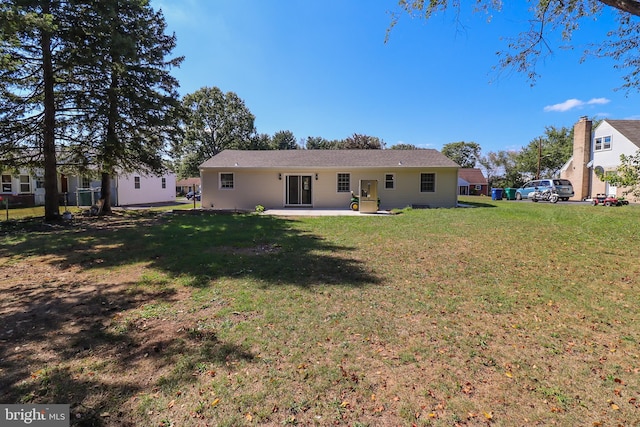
1, 175, 11, 192
420, 173, 435, 192
220, 173, 234, 189
385, 174, 395, 190
134, 176, 141, 189
595, 136, 611, 151
19, 175, 30, 193
81, 176, 91, 188
475, 184, 482, 191
161, 177, 166, 189
337, 173, 350, 192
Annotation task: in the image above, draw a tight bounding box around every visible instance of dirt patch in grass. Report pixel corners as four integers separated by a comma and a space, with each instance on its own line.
1, 214, 174, 421
1, 206, 640, 426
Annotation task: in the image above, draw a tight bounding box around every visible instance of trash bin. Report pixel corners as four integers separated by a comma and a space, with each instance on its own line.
504, 188, 516, 200
491, 188, 503, 200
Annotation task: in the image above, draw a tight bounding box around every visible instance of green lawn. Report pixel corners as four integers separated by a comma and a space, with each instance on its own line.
0, 197, 639, 426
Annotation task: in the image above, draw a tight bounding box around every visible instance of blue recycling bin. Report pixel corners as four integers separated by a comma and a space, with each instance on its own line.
491, 188, 503, 200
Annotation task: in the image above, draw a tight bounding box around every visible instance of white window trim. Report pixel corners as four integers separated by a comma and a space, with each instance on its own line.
336, 172, 351, 193
384, 173, 395, 190
594, 135, 612, 151
19, 175, 31, 194
1, 174, 12, 193
219, 172, 235, 190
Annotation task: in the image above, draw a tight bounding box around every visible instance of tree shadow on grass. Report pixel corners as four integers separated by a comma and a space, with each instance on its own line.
0, 212, 381, 426
0, 279, 256, 426
1, 212, 382, 289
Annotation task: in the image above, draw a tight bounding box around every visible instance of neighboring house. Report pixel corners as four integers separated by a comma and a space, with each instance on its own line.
0, 169, 176, 207
199, 149, 459, 211
66, 172, 176, 206
176, 177, 201, 195
457, 168, 488, 196
0, 170, 45, 207
561, 117, 640, 201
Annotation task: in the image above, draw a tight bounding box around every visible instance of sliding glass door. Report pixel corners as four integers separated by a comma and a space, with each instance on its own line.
286, 175, 312, 206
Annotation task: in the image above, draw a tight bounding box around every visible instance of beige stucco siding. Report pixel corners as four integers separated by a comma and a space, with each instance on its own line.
201, 167, 458, 210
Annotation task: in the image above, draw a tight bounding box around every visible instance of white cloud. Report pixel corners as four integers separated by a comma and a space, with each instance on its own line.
544, 97, 611, 113
587, 98, 610, 106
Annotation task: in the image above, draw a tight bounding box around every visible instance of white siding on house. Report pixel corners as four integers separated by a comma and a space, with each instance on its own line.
116, 173, 176, 206
590, 121, 640, 200
592, 121, 639, 168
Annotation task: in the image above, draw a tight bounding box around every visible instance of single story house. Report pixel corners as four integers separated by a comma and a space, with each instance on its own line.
199, 149, 460, 211
458, 168, 489, 196
1, 168, 176, 207
560, 117, 640, 201
68, 172, 176, 206
0, 172, 45, 207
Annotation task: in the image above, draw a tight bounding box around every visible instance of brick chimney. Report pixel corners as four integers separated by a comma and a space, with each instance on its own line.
571, 116, 592, 201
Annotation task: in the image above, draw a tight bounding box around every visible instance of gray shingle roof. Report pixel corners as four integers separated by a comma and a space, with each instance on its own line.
200, 149, 459, 169
605, 120, 640, 148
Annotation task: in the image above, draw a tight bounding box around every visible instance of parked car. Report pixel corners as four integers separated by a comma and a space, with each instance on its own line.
185, 191, 201, 201
515, 179, 574, 201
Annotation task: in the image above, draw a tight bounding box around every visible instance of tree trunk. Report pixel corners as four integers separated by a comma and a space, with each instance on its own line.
100, 172, 112, 214
41, 1, 60, 221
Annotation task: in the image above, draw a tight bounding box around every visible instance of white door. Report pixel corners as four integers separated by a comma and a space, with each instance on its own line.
606, 183, 617, 197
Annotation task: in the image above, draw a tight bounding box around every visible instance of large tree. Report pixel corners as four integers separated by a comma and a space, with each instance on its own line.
389, 1, 640, 91
441, 141, 481, 168
175, 86, 255, 178
272, 130, 298, 150
478, 150, 524, 188
1, 0, 182, 217
516, 125, 573, 179
390, 143, 420, 150
0, 0, 65, 220
303, 136, 340, 150
64, 0, 183, 213
341, 133, 385, 149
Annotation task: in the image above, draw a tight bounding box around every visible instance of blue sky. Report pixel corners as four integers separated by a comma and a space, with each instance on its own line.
150, 0, 639, 154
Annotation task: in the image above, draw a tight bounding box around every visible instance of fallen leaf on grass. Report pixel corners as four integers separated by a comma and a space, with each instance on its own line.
245, 413, 253, 421
167, 400, 175, 409
505, 371, 513, 378
483, 412, 493, 420
211, 398, 220, 407
610, 403, 620, 410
